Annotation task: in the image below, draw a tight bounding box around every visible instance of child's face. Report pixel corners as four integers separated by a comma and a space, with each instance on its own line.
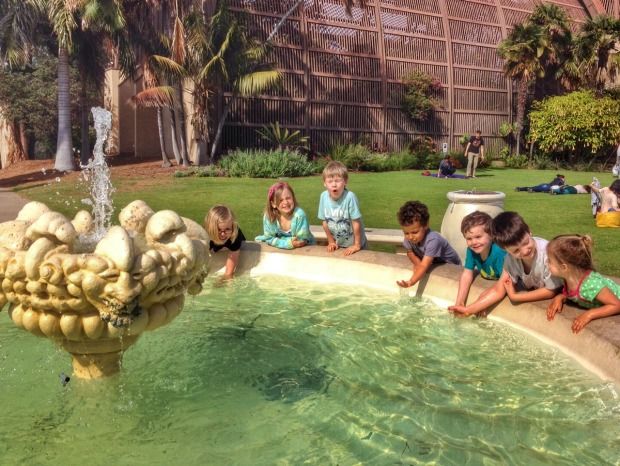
546, 254, 567, 279
324, 175, 347, 201
464, 225, 492, 255
504, 233, 536, 260
272, 188, 295, 216
401, 221, 428, 245
217, 219, 233, 242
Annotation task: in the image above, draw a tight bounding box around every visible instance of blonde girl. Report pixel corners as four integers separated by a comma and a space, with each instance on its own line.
255, 181, 314, 249
204, 205, 245, 279
546, 235, 620, 333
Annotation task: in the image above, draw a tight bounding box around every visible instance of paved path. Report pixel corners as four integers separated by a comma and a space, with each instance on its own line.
0, 188, 29, 222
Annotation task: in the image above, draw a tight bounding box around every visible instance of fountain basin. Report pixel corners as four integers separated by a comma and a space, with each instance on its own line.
210, 243, 620, 384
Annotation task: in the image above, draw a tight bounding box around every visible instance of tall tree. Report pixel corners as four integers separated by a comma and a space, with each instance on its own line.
575, 15, 620, 93
498, 23, 545, 156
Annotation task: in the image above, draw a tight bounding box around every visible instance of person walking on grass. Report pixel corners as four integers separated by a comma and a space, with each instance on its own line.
464, 130, 485, 178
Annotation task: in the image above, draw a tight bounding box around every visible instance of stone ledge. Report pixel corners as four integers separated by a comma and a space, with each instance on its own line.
208, 243, 620, 384
309, 224, 403, 246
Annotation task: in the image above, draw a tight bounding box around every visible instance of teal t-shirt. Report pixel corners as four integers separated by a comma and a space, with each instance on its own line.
317, 189, 367, 248
464, 242, 506, 280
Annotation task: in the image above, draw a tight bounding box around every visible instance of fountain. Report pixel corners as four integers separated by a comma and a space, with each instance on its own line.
0, 107, 209, 378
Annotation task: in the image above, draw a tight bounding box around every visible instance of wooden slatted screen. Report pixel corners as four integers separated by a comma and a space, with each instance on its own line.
223, 0, 595, 155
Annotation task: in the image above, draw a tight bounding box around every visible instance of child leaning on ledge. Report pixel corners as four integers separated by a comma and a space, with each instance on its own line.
545, 235, 620, 334
451, 211, 507, 308
396, 201, 461, 288
449, 211, 563, 317
204, 205, 245, 280
317, 161, 367, 256
255, 181, 315, 249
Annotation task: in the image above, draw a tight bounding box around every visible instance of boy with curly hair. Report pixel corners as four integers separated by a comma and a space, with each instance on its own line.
396, 200, 461, 288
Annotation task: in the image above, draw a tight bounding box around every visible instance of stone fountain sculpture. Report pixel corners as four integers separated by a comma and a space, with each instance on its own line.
0, 108, 209, 378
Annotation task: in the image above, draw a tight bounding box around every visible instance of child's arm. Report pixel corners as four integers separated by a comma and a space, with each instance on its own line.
572, 287, 620, 334
453, 268, 475, 307
448, 271, 508, 316
503, 276, 559, 303
397, 255, 433, 288
322, 220, 338, 252
547, 293, 566, 320
223, 250, 240, 279
256, 216, 295, 250
290, 209, 313, 248
343, 219, 362, 256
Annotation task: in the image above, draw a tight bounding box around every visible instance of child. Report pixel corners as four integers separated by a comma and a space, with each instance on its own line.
255, 181, 315, 249
449, 211, 563, 316
437, 154, 456, 178
546, 235, 620, 334
318, 161, 367, 256
396, 201, 461, 288
204, 205, 245, 279
452, 211, 507, 307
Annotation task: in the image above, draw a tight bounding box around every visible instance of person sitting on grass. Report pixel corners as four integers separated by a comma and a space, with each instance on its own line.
590, 179, 620, 212
515, 174, 565, 193
452, 211, 507, 308
546, 234, 620, 334
396, 200, 461, 289
437, 154, 456, 178
449, 211, 563, 317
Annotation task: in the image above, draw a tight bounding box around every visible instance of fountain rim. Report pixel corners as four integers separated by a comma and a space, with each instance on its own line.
446, 190, 506, 203
208, 242, 620, 386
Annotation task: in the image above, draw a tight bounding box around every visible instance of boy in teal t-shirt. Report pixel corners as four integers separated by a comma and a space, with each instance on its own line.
452, 211, 506, 308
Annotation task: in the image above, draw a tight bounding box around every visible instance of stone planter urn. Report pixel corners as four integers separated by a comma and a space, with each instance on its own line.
440, 190, 506, 263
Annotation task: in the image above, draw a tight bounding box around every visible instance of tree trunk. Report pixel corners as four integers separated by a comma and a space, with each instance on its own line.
175, 83, 190, 166
515, 78, 529, 157
157, 108, 172, 167
169, 109, 182, 165
79, 68, 91, 166
18, 121, 31, 160
210, 97, 232, 163
54, 46, 75, 172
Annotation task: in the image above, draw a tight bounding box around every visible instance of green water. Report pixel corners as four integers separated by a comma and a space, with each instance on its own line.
1, 276, 619, 465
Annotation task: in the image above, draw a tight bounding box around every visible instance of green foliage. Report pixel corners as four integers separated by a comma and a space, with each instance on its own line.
329, 143, 373, 171
498, 122, 515, 138
499, 147, 511, 159
219, 149, 319, 178
361, 150, 418, 172
505, 153, 529, 168
529, 90, 620, 157
401, 71, 442, 121
256, 122, 309, 151
459, 134, 470, 147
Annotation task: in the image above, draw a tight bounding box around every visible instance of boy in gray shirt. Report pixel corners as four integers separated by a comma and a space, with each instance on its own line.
449, 212, 563, 316
396, 201, 461, 288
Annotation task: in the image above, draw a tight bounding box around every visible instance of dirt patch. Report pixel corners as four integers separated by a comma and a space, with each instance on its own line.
0, 155, 190, 190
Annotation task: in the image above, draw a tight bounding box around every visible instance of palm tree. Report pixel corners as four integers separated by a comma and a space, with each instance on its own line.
575, 15, 620, 93
498, 23, 546, 156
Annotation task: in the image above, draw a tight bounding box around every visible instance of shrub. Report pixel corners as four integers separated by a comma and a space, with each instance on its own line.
505, 153, 528, 168
362, 150, 418, 172
498, 122, 515, 138
329, 143, 372, 171
256, 122, 309, 152
528, 90, 620, 158
219, 149, 319, 178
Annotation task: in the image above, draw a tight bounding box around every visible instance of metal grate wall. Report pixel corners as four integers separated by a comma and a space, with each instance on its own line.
222, 0, 599, 155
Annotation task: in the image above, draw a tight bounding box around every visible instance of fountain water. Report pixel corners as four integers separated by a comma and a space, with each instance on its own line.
0, 107, 209, 378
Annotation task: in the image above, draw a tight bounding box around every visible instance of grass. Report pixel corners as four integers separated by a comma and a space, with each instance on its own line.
15, 166, 620, 276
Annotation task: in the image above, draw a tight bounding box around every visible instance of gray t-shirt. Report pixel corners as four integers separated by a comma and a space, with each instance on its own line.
503, 237, 563, 290
317, 189, 367, 248
403, 230, 461, 265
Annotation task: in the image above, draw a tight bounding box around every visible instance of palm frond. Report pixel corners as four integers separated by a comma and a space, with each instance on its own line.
130, 86, 175, 108
236, 70, 281, 96
171, 16, 185, 65
151, 54, 185, 79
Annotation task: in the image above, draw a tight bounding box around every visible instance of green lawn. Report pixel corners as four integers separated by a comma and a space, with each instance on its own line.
15, 166, 620, 276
